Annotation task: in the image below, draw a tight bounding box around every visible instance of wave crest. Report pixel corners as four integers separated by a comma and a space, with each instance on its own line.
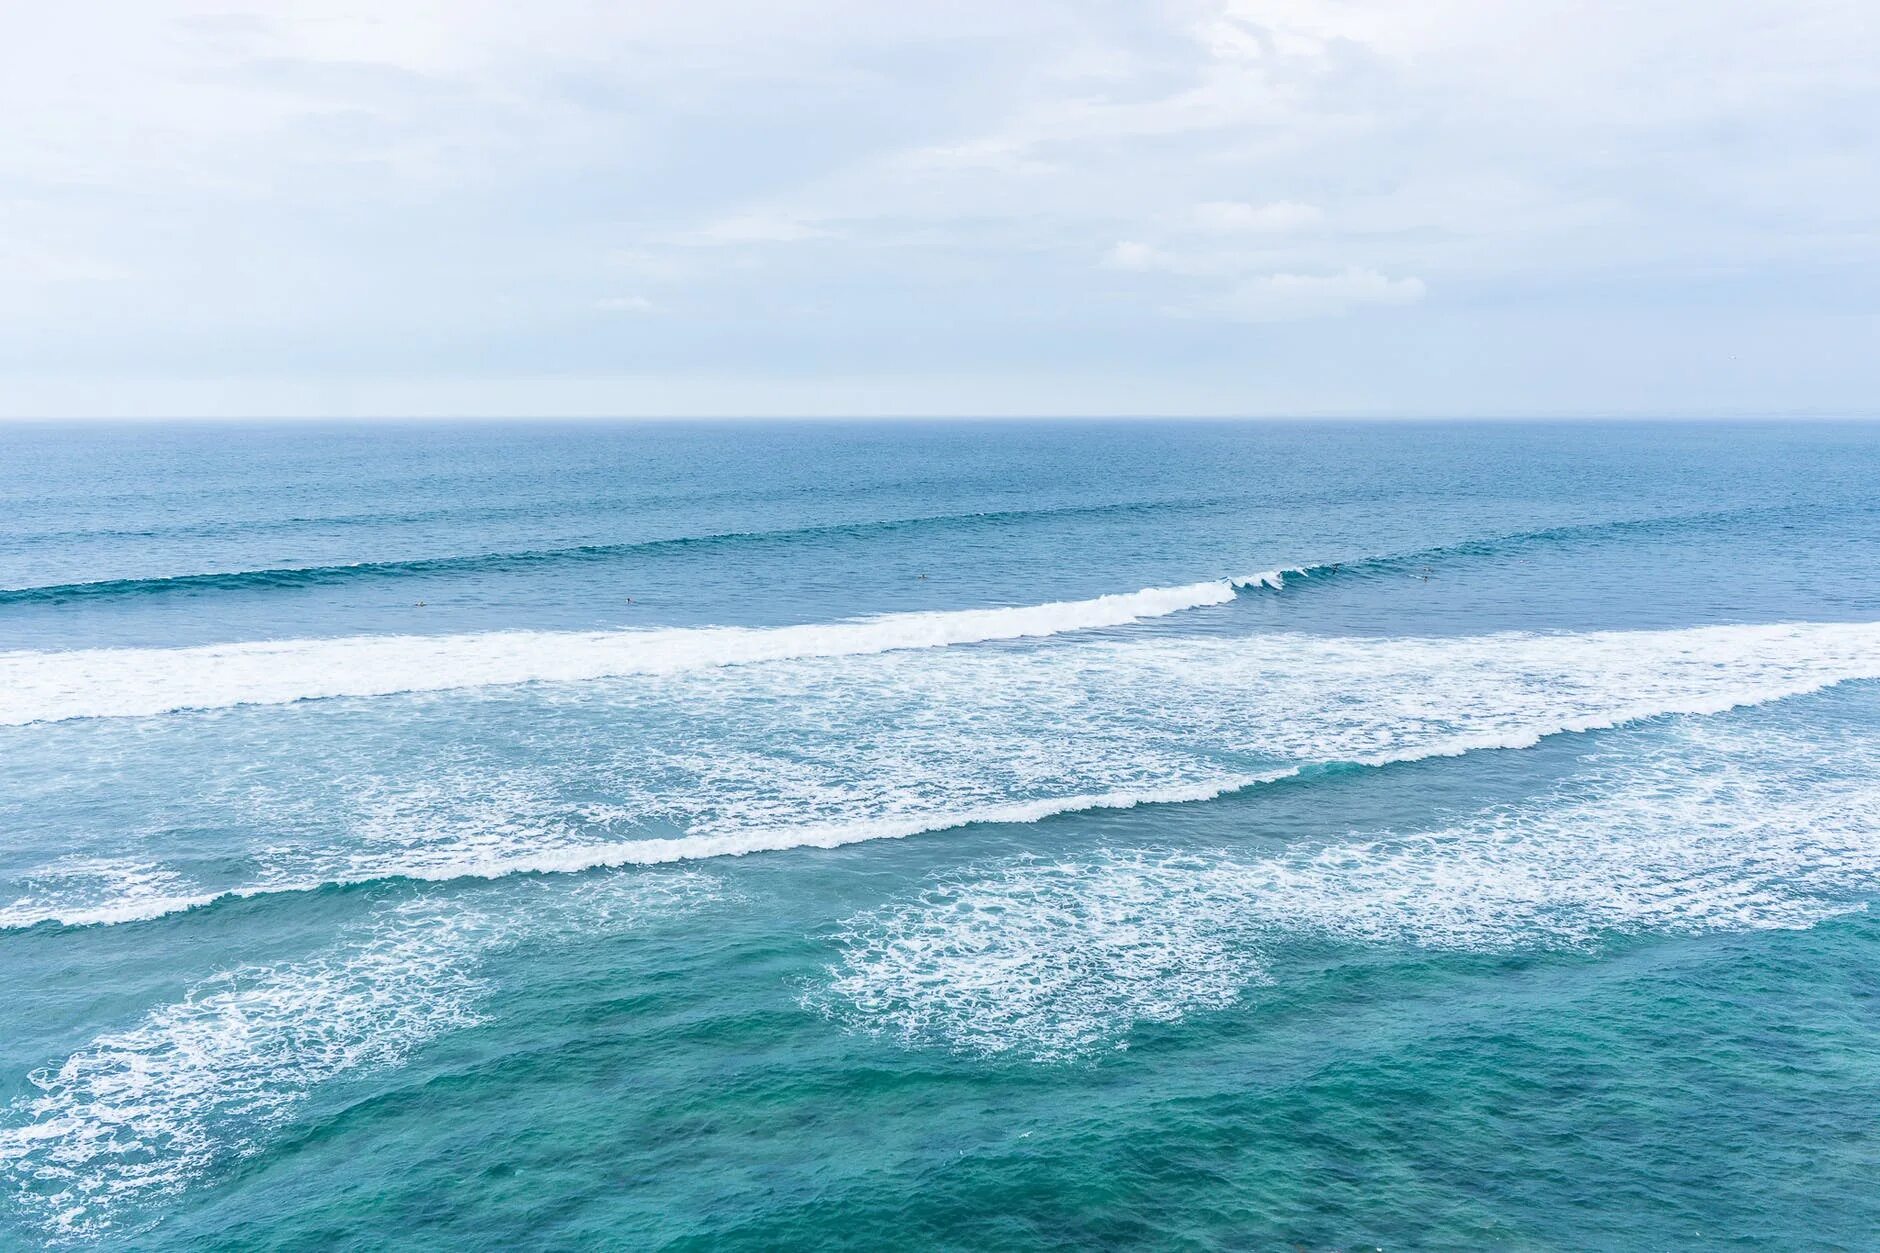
0, 575, 1279, 727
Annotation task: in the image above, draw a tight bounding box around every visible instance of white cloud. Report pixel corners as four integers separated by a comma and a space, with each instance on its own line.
1101, 241, 1164, 272
680, 212, 834, 246
1101, 241, 1244, 277
1105, 236, 1425, 322
1207, 267, 1426, 322
1192, 200, 1322, 232
594, 294, 657, 313
0, 241, 127, 284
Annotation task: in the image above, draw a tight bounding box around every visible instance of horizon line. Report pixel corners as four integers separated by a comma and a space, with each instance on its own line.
5, 411, 1880, 425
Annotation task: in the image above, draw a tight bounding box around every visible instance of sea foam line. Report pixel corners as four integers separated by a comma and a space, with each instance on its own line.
0, 573, 1291, 727
8, 664, 1865, 932
0, 773, 1289, 931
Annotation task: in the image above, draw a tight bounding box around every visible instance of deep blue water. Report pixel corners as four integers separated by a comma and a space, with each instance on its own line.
2, 419, 1879, 1248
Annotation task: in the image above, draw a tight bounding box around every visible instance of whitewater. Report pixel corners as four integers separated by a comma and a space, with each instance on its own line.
7, 614, 1880, 930
0, 572, 1294, 726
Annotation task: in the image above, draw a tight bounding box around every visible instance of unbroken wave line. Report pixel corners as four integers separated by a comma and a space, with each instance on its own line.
8, 667, 1867, 931
0, 573, 1289, 727
0, 497, 1231, 606
6, 496, 1831, 608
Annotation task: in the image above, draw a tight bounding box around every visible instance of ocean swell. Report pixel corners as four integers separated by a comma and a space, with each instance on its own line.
0, 496, 1233, 606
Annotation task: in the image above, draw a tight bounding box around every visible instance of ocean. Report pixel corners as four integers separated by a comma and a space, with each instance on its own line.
2, 419, 1878, 1249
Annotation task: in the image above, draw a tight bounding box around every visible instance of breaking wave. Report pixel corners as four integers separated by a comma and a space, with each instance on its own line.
0, 574, 1290, 726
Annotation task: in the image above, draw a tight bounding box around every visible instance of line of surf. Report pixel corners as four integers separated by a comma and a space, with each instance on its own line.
9, 667, 1869, 932
0, 573, 1289, 727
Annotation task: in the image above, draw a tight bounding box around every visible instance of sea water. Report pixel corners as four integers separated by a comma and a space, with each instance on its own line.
1, 419, 1878, 1248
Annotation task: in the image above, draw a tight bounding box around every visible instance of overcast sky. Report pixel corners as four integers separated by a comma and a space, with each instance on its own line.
4, 1, 1878, 417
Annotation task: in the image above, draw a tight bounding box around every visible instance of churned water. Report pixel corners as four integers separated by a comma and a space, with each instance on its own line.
2, 419, 1878, 1248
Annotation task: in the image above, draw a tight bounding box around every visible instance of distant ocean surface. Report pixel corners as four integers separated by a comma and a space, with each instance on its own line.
4, 419, 1880, 1249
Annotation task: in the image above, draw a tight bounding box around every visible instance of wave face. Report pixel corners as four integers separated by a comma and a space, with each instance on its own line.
818, 707, 1880, 1059
0, 576, 1287, 726
7, 619, 1880, 930
0, 497, 1232, 606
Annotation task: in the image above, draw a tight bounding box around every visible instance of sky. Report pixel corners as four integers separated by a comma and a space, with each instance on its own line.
3, 0, 1878, 418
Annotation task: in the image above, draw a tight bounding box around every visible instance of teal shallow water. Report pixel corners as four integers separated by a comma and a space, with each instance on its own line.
2, 420, 1879, 1248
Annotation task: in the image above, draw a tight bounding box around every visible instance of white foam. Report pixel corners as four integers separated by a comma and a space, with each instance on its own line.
821, 854, 1271, 1060
0, 859, 203, 932
1259, 723, 1880, 950
823, 712, 1880, 1058
0, 577, 1260, 726
0, 900, 488, 1238
0, 777, 1287, 931
10, 620, 1880, 930
0, 870, 722, 1238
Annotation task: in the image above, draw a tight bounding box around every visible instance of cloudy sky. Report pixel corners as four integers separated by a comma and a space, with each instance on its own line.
4, 1, 1878, 417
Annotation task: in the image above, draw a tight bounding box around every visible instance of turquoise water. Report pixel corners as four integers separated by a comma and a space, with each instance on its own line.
2, 419, 1879, 1248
